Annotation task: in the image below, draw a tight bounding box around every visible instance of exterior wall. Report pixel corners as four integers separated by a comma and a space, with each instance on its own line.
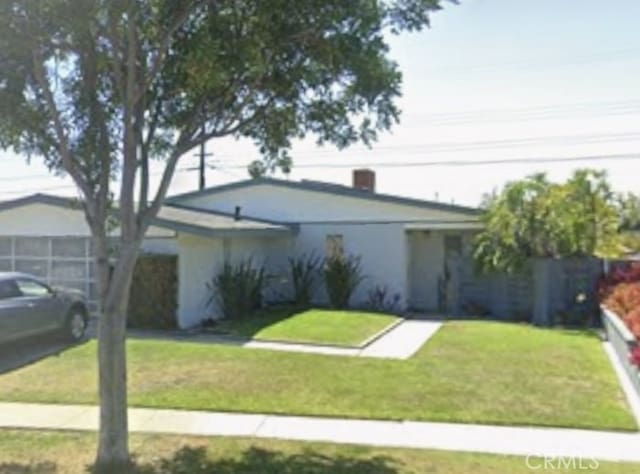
0, 203, 90, 236
177, 234, 224, 328
176, 183, 472, 222
176, 232, 287, 328
290, 223, 409, 308
0, 202, 174, 239
141, 237, 178, 255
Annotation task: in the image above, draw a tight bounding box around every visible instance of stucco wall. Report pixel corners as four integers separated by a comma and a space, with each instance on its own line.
176, 232, 289, 328
0, 202, 175, 240
289, 222, 409, 308
0, 203, 90, 236
177, 234, 223, 328
176, 183, 473, 222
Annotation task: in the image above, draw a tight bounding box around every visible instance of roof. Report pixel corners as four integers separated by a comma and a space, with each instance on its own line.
0, 193, 82, 212
167, 177, 482, 216
153, 204, 296, 238
0, 193, 294, 238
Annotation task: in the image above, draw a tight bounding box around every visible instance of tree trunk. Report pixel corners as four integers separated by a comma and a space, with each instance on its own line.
94, 240, 140, 471
95, 302, 129, 470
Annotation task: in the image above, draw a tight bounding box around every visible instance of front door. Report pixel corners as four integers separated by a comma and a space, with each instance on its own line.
408, 231, 443, 312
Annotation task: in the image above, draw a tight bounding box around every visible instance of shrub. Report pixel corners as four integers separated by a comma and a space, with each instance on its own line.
207, 258, 269, 320
288, 252, 322, 309
128, 255, 178, 329
598, 261, 640, 299
630, 346, 640, 368
602, 282, 640, 338
365, 285, 401, 314
323, 254, 365, 309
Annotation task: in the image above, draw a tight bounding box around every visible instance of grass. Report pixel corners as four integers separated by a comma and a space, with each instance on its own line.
1, 429, 637, 474
0, 321, 635, 431
215, 307, 400, 347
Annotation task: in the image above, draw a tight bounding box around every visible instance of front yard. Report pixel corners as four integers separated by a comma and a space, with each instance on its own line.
0, 321, 635, 431
214, 307, 400, 347
2, 429, 638, 474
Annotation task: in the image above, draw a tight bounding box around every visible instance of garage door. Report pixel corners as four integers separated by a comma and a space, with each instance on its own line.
0, 236, 98, 312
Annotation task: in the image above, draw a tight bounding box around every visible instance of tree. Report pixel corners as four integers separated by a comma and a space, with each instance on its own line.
0, 0, 446, 469
474, 170, 622, 273
616, 192, 640, 253
617, 192, 640, 231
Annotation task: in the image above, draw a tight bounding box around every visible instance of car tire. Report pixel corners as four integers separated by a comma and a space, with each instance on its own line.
65, 307, 88, 342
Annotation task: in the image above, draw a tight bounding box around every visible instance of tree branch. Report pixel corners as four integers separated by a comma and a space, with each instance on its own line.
134, 0, 209, 105
31, 49, 96, 214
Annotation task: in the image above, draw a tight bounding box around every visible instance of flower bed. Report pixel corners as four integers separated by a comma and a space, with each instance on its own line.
601, 308, 640, 397
599, 262, 640, 397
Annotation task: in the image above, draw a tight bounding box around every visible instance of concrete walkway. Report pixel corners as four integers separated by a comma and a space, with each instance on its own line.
128, 319, 443, 360
360, 320, 442, 358
1, 401, 639, 463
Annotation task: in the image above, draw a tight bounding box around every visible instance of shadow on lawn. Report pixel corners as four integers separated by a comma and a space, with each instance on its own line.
0, 462, 57, 474
84, 446, 400, 474
0, 336, 86, 375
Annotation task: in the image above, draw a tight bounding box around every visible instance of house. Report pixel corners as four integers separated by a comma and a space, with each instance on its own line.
0, 194, 177, 312
0, 170, 482, 327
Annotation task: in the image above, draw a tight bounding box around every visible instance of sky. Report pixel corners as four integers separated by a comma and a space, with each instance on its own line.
1, 0, 640, 207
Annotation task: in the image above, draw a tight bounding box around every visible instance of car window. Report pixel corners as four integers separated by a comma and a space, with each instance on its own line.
15, 279, 51, 297
0, 280, 21, 300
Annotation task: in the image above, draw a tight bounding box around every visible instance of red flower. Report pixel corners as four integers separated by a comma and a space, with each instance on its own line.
630, 346, 640, 368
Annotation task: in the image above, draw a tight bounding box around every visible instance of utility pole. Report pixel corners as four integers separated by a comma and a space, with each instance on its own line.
197, 124, 213, 190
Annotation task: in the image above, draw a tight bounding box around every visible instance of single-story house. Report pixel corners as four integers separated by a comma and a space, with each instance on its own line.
0, 170, 483, 327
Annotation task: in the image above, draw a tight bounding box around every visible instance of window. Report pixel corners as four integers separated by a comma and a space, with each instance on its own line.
0, 238, 11, 256
326, 234, 344, 260
14, 237, 49, 257
15, 279, 51, 297
0, 280, 20, 300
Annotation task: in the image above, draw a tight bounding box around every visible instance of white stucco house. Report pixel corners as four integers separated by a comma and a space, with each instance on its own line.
0, 170, 482, 328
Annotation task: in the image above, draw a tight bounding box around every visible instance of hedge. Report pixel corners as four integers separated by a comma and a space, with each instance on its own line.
128, 254, 178, 329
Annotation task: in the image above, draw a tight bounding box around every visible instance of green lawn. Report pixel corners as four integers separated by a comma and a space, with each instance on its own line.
215, 307, 400, 347
0, 321, 635, 431
1, 429, 637, 474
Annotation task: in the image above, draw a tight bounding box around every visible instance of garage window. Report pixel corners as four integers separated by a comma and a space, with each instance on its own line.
0, 236, 97, 312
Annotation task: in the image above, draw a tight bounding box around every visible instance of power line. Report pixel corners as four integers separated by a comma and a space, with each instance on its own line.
207, 132, 640, 164
404, 100, 640, 126
0, 152, 638, 198
214, 152, 640, 169
423, 47, 640, 76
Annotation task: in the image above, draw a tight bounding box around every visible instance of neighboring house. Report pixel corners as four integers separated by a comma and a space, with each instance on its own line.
0, 170, 482, 327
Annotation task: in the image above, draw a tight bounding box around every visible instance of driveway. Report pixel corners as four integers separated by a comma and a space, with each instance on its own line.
0, 335, 83, 375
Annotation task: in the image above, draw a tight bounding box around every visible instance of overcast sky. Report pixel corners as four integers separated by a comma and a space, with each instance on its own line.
1, 0, 639, 206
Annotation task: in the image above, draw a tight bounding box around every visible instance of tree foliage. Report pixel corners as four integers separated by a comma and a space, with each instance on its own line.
474, 170, 623, 273
0, 0, 447, 468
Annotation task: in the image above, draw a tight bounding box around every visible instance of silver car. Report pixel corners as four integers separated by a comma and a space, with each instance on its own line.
0, 272, 89, 344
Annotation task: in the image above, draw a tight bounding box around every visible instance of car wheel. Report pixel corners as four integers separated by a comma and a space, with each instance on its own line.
66, 308, 87, 341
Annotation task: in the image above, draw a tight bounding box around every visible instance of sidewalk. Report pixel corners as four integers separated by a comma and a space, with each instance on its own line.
0, 401, 639, 462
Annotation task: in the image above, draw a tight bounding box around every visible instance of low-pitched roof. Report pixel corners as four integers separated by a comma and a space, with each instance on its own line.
167, 177, 481, 216
154, 204, 296, 238
0, 193, 294, 238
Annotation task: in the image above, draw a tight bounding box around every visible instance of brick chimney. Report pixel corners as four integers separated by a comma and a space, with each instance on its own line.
352, 169, 376, 192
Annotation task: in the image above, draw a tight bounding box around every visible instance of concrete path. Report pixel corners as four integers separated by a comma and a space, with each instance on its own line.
360, 320, 442, 359
126, 319, 443, 360
1, 401, 639, 463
